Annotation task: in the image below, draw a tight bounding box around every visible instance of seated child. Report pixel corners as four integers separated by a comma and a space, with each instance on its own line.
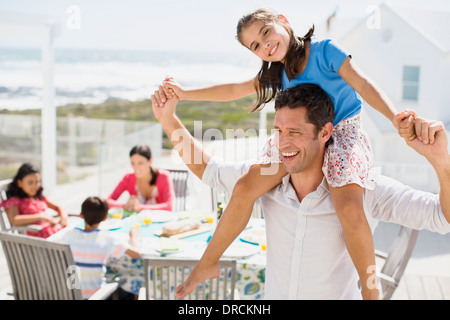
2, 163, 67, 238
52, 196, 140, 299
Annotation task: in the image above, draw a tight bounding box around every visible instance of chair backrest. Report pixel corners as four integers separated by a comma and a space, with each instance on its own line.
379, 226, 419, 300
168, 169, 189, 212
0, 179, 12, 231
0, 231, 83, 300
211, 188, 264, 219
142, 256, 237, 300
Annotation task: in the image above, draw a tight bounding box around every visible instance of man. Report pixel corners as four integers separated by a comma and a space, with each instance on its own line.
151, 83, 450, 299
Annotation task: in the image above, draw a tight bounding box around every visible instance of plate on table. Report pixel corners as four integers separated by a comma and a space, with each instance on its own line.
99, 219, 124, 230
223, 242, 260, 259
139, 210, 178, 223
239, 228, 266, 246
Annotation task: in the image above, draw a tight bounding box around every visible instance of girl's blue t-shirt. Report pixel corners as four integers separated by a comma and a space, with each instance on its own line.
281, 38, 362, 126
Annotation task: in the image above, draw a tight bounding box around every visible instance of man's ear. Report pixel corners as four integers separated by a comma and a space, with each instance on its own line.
320, 122, 334, 143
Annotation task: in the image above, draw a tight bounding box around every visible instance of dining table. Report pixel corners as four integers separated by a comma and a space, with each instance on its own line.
90, 209, 267, 300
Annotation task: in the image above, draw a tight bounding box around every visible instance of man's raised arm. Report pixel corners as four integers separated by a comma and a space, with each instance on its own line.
151, 90, 210, 180
402, 117, 450, 222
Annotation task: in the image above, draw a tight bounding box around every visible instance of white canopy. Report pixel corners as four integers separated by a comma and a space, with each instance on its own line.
0, 11, 60, 195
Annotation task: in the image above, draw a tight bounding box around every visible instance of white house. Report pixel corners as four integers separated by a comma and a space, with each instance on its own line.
315, 3, 450, 192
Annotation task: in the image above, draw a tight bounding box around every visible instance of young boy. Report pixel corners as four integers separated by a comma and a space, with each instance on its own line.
52, 196, 140, 299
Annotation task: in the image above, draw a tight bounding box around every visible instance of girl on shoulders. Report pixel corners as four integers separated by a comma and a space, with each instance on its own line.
155, 7, 420, 300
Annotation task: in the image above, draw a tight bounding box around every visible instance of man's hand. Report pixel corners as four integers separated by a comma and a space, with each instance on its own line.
151, 86, 179, 122
152, 76, 184, 107
403, 117, 447, 161
404, 117, 449, 224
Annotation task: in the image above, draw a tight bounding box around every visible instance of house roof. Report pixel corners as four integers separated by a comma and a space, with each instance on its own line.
385, 3, 450, 53
319, 3, 450, 54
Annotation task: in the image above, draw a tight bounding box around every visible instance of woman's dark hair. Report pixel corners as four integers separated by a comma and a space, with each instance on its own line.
6, 163, 44, 199
129, 144, 159, 186
81, 196, 109, 226
236, 7, 314, 112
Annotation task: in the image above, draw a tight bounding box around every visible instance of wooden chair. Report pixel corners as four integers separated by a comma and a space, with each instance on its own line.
138, 256, 237, 300
167, 169, 189, 212
375, 226, 419, 300
210, 188, 264, 219
0, 231, 118, 300
0, 179, 43, 234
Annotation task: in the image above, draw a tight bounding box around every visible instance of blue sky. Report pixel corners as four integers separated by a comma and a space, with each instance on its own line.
1, 0, 450, 53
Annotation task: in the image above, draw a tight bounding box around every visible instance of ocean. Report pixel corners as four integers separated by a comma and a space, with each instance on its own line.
0, 47, 260, 110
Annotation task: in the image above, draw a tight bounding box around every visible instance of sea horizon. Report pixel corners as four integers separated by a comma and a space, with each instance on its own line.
0, 46, 260, 111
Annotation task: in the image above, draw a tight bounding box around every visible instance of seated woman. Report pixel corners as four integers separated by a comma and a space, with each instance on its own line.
2, 163, 67, 238
106, 145, 175, 212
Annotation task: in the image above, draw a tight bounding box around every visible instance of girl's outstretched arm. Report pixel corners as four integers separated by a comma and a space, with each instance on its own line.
46, 199, 68, 227
154, 77, 258, 106
338, 57, 416, 141
338, 57, 397, 119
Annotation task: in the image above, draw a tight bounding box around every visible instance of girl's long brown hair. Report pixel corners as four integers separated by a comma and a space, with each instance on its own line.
236, 8, 314, 112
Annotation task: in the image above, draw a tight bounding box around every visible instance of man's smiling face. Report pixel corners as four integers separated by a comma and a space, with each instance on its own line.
274, 106, 325, 175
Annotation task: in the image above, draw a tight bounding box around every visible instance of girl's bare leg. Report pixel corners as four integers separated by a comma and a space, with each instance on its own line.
330, 184, 379, 300
175, 163, 286, 298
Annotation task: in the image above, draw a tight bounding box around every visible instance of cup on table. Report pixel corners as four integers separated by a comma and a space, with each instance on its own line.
260, 241, 267, 251
109, 208, 123, 219
142, 216, 152, 226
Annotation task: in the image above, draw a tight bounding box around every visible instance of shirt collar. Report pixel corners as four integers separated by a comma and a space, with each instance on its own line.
280, 173, 330, 199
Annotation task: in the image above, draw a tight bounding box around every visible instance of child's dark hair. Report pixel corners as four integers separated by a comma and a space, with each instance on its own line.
274, 83, 334, 147
6, 163, 44, 199
236, 7, 314, 112
81, 196, 109, 226
129, 144, 159, 185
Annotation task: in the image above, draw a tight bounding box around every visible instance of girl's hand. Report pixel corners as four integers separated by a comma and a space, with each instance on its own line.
40, 214, 59, 226
59, 214, 68, 227
393, 109, 417, 141
153, 76, 182, 107
163, 76, 186, 100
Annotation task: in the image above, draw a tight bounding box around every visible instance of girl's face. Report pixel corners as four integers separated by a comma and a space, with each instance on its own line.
240, 20, 291, 63
130, 154, 152, 178
18, 173, 41, 197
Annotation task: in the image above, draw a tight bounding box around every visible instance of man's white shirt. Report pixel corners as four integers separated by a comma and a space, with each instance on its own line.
202, 156, 450, 300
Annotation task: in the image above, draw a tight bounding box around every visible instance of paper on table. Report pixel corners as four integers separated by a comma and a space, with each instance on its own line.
160, 237, 180, 251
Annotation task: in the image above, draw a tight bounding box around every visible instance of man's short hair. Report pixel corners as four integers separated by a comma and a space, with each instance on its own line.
81, 196, 109, 226
274, 83, 335, 138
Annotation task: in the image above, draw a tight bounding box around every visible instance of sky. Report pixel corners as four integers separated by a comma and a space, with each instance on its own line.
1, 0, 450, 54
